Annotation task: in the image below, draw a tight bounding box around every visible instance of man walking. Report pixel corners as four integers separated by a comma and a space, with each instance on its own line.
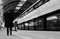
3, 10, 14, 36
14, 21, 17, 31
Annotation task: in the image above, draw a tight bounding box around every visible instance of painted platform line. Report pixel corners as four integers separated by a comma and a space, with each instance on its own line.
13, 32, 32, 39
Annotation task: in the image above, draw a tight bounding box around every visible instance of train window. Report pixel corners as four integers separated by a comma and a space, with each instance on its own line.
47, 16, 58, 20
29, 21, 34, 26
25, 23, 28, 26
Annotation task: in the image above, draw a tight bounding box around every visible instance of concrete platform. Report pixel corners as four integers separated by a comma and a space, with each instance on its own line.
0, 29, 60, 39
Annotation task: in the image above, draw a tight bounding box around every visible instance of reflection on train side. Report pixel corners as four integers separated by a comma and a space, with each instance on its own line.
17, 18, 44, 30
47, 19, 60, 30
17, 13, 60, 31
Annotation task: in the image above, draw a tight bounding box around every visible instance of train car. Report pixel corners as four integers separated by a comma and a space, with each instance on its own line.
17, 0, 60, 31
18, 0, 60, 23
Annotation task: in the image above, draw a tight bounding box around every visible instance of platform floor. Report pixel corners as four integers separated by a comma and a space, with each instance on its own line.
0, 29, 60, 39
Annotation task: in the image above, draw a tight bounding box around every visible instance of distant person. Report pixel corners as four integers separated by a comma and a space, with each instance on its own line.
3, 10, 14, 36
14, 21, 18, 31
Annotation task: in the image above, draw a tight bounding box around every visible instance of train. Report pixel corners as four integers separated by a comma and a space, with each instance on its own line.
14, 0, 60, 31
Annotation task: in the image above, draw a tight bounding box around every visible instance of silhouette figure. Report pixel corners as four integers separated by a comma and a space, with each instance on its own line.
14, 21, 17, 31
3, 10, 14, 36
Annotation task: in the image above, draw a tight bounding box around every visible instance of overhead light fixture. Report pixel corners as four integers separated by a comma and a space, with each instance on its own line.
17, 0, 26, 6
21, 0, 27, 1
16, 7, 21, 10
17, 3, 23, 6
15, 0, 26, 10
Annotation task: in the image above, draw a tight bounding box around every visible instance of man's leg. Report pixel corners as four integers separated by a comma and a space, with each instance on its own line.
7, 27, 9, 36
15, 26, 17, 31
10, 27, 12, 35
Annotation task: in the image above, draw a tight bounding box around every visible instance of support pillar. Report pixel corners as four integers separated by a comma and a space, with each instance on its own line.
43, 16, 47, 30
34, 20, 36, 30
28, 22, 29, 30
23, 23, 25, 30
